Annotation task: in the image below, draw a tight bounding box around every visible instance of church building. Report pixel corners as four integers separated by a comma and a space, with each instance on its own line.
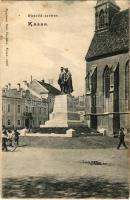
85, 0, 129, 135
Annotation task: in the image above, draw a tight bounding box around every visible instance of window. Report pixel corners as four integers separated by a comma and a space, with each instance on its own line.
125, 62, 129, 100
95, 12, 98, 30
39, 108, 42, 114
99, 10, 105, 28
125, 61, 130, 110
17, 120, 20, 125
103, 66, 110, 98
18, 105, 21, 113
32, 107, 35, 114
8, 119, 11, 126
26, 106, 28, 112
86, 72, 90, 91
87, 67, 97, 93
91, 68, 97, 93
8, 104, 10, 112
91, 67, 97, 113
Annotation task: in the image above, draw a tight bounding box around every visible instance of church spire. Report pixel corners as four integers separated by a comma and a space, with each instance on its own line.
95, 0, 120, 32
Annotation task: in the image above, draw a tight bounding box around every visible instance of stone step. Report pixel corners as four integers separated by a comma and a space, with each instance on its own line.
42, 123, 68, 127
45, 119, 82, 125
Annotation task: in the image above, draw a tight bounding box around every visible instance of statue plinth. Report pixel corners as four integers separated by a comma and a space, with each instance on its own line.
40, 94, 82, 128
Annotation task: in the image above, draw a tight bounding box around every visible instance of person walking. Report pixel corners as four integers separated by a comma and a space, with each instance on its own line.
117, 127, 128, 149
7, 129, 13, 147
2, 125, 8, 151
14, 128, 20, 145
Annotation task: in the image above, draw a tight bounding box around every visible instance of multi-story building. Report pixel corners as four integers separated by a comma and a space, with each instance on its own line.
2, 79, 60, 129
85, 0, 129, 135
28, 79, 61, 114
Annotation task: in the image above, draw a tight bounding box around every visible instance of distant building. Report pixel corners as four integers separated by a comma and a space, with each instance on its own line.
2, 85, 48, 129
73, 95, 85, 122
74, 95, 85, 111
85, 0, 129, 134
2, 79, 60, 129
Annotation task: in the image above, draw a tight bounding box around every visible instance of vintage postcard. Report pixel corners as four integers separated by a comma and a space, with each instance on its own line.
0, 0, 129, 198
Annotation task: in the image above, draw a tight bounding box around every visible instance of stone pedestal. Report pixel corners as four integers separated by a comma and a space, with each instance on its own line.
40, 94, 82, 128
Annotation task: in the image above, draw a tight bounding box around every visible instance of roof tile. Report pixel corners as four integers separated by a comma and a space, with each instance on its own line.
86, 9, 129, 61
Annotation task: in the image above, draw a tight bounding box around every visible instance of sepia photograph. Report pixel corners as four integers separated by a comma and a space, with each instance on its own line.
0, 0, 129, 198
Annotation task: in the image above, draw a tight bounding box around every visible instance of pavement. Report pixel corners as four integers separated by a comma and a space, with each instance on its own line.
2, 136, 129, 198
2, 147, 129, 181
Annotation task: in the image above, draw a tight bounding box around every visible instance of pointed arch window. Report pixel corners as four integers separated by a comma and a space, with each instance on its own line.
91, 67, 97, 93
95, 12, 98, 30
103, 66, 110, 98
125, 61, 130, 111
125, 61, 129, 100
105, 8, 108, 25
86, 71, 90, 91
99, 10, 105, 28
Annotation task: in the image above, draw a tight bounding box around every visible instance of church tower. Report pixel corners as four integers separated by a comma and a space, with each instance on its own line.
95, 0, 120, 32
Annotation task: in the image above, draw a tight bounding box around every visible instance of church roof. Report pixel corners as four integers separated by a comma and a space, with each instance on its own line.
86, 9, 129, 61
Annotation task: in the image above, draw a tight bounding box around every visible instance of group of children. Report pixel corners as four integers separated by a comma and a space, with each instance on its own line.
2, 125, 20, 151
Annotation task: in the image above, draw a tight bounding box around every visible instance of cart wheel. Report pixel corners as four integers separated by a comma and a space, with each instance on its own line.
7, 140, 18, 152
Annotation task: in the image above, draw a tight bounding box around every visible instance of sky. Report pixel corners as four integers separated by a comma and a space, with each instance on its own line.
1, 0, 128, 96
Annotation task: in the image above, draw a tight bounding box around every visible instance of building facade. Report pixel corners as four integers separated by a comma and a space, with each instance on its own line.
2, 84, 48, 129
28, 79, 61, 115
2, 79, 61, 129
85, 0, 129, 135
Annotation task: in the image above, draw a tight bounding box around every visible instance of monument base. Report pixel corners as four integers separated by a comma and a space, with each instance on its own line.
40, 94, 86, 128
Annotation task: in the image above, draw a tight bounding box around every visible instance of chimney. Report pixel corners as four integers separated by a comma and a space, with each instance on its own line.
17, 83, 21, 91
31, 75, 33, 83
5, 85, 8, 90
23, 80, 27, 90
48, 79, 53, 85
8, 83, 11, 89
23, 80, 27, 85
41, 78, 45, 83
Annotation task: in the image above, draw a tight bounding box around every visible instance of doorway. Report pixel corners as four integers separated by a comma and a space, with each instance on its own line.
25, 118, 30, 129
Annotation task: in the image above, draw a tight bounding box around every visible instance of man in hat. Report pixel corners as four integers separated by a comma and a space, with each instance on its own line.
58, 67, 65, 93
64, 68, 73, 94
117, 127, 128, 149
13, 128, 20, 145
